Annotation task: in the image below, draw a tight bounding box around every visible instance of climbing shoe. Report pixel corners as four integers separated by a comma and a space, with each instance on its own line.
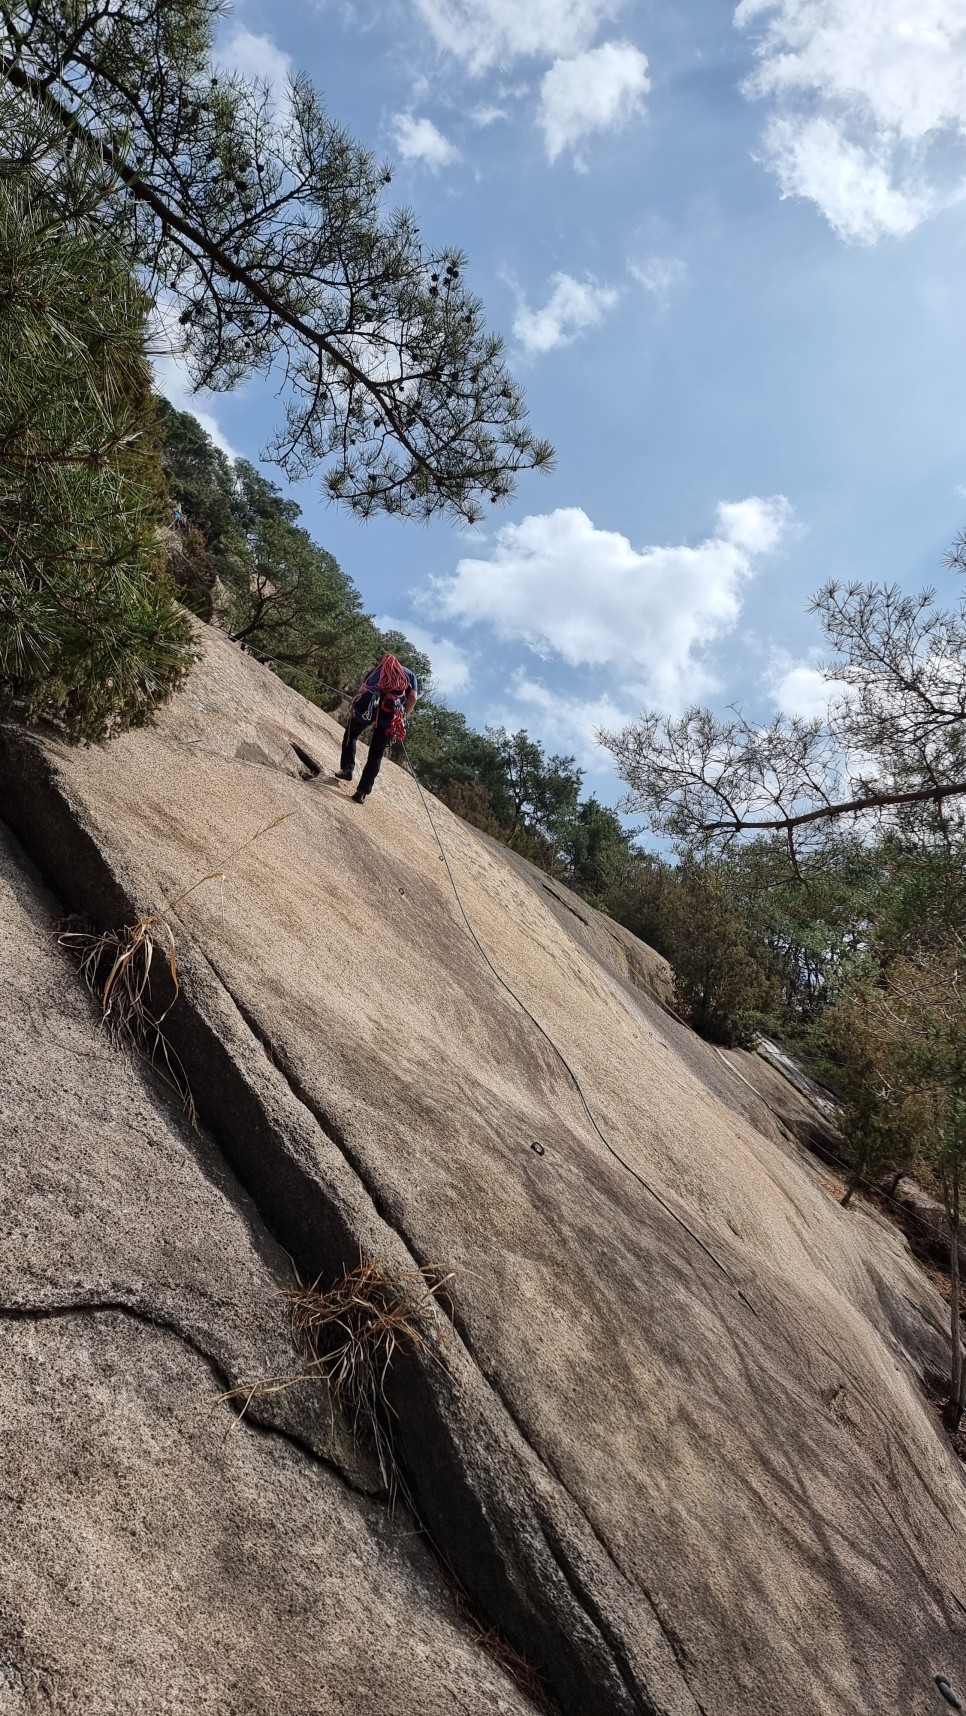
351, 789, 368, 804
336, 768, 353, 780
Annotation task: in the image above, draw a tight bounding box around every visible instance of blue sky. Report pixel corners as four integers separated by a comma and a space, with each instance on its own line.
155, 0, 966, 800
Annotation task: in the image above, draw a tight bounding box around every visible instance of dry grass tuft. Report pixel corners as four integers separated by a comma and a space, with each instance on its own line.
57, 812, 294, 1121
221, 1259, 549, 1702
59, 907, 196, 1118
287, 1258, 454, 1491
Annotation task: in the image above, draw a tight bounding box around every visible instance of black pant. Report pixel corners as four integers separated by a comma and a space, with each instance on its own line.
340, 714, 390, 795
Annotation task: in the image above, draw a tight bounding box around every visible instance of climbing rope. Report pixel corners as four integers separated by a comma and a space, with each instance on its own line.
399, 739, 759, 1317
299, 695, 944, 1319
291, 691, 966, 1661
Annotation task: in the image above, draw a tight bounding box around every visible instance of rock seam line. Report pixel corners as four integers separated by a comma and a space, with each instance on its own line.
210, 957, 703, 1716
0, 760, 693, 1716
0, 1295, 373, 1495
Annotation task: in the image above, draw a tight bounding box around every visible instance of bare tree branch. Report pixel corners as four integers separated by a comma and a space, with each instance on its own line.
599, 573, 966, 855
703, 776, 966, 835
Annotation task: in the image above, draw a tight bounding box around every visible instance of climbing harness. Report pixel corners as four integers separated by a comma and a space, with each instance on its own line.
374, 654, 412, 747
349, 655, 413, 744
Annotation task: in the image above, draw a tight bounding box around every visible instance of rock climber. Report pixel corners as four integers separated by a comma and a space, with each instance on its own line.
337, 654, 418, 803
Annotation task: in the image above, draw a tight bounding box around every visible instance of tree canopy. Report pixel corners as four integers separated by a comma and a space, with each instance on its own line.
1, 0, 553, 522
600, 576, 966, 858
158, 398, 426, 707
0, 162, 191, 740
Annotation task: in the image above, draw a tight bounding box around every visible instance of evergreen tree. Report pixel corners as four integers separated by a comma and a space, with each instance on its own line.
1, 1, 553, 523
562, 796, 631, 897
821, 986, 927, 1208
0, 162, 192, 740
490, 728, 582, 854
158, 400, 428, 709
828, 952, 966, 1429
657, 864, 778, 1048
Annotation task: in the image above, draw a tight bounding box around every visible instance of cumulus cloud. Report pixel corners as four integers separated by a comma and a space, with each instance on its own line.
412, 0, 621, 72
736, 0, 966, 242
766, 653, 835, 721
376, 617, 471, 693
629, 255, 687, 307
512, 272, 619, 355
758, 116, 929, 242
391, 112, 460, 169
767, 644, 858, 726
494, 676, 636, 768
431, 497, 794, 709
216, 26, 292, 103
540, 40, 650, 161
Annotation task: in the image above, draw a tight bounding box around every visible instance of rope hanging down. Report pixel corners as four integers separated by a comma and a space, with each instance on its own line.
400, 740, 759, 1318
287, 688, 756, 1312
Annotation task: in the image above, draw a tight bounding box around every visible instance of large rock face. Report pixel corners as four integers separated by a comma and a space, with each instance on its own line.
0, 823, 534, 1715
2, 622, 966, 1715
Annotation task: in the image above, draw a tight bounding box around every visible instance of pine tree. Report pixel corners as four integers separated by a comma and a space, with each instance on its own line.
0, 160, 193, 740
1, 1, 553, 523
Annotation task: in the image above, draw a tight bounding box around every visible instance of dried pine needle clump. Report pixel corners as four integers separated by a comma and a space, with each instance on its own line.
229, 1260, 547, 1704
58, 910, 195, 1120
288, 1259, 454, 1489
60, 909, 179, 1042
56, 812, 294, 1121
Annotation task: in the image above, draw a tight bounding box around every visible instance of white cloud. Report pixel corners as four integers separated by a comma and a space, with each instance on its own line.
376, 617, 471, 693
767, 653, 833, 721
216, 26, 293, 103
539, 40, 650, 162
736, 0, 966, 242
629, 255, 687, 307
431, 497, 794, 709
758, 116, 929, 242
766, 648, 854, 721
493, 676, 635, 768
413, 0, 621, 72
471, 103, 509, 125
512, 272, 619, 355
717, 496, 790, 555
149, 299, 240, 461
391, 112, 460, 169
